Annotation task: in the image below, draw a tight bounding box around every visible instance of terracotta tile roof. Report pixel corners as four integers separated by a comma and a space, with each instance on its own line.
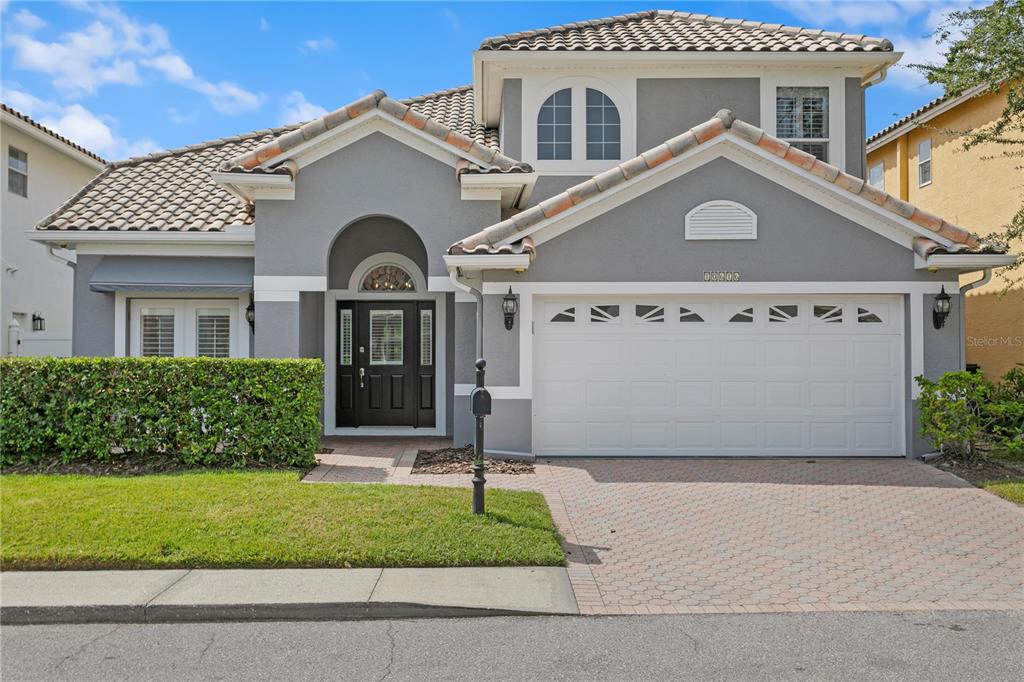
36, 86, 509, 231
402, 85, 499, 149
452, 110, 1005, 257
866, 84, 990, 148
2, 102, 107, 164
219, 90, 526, 175
449, 236, 536, 258
479, 10, 893, 53
37, 125, 296, 231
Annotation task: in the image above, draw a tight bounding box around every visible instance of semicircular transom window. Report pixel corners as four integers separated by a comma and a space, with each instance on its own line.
360, 265, 415, 292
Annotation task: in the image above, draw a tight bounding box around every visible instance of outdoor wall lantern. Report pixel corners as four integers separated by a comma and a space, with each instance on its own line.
933, 286, 951, 329
502, 287, 518, 331
31, 313, 45, 332
245, 300, 256, 331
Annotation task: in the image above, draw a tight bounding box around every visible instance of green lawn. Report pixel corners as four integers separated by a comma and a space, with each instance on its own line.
982, 481, 1024, 505
0, 472, 564, 570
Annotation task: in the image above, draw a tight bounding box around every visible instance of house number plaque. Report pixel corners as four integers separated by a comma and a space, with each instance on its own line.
703, 271, 741, 282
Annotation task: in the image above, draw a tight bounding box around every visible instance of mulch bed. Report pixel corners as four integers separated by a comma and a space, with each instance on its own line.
931, 455, 1024, 485
1, 455, 305, 477
412, 445, 534, 475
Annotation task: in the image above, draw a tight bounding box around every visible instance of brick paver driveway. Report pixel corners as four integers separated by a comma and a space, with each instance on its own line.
308, 442, 1024, 615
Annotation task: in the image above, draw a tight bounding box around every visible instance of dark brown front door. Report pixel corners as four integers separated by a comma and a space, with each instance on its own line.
336, 301, 435, 428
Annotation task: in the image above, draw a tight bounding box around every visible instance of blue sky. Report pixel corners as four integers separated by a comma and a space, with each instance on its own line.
1, 1, 975, 161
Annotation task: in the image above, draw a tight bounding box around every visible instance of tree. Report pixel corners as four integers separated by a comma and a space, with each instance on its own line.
911, 0, 1024, 289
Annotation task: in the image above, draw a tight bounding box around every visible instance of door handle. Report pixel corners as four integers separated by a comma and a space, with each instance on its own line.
359, 367, 365, 389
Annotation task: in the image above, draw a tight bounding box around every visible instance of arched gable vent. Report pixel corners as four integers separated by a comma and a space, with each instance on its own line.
685, 200, 757, 240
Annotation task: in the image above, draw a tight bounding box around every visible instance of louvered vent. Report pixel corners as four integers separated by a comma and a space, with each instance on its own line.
684, 200, 757, 240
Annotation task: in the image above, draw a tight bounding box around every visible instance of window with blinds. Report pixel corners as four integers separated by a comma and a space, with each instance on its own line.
369, 310, 403, 365
196, 308, 231, 357
776, 86, 829, 161
420, 310, 433, 366
140, 308, 175, 357
339, 309, 353, 365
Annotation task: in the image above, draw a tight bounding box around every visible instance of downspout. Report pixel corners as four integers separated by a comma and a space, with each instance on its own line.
958, 269, 992, 370
46, 246, 76, 268
861, 65, 889, 89
448, 268, 484, 358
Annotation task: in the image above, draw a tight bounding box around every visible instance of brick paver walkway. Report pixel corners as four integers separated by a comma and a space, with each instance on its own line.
307, 439, 1024, 615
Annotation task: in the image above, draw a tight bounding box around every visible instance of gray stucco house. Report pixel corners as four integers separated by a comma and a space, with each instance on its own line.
30, 10, 1014, 457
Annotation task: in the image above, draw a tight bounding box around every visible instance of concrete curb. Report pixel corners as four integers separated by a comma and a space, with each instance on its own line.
1, 567, 579, 625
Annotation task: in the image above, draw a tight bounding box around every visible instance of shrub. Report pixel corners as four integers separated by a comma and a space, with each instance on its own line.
1, 357, 323, 468
916, 367, 1024, 459
916, 371, 992, 459
988, 366, 1024, 457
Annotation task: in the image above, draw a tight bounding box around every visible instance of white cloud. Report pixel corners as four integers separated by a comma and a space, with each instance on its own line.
38, 102, 159, 159
11, 8, 46, 32
259, 17, 271, 32
774, 1, 908, 29
279, 91, 329, 124
0, 86, 59, 117
5, 2, 260, 114
441, 8, 461, 32
168, 107, 198, 125
300, 37, 336, 53
142, 54, 262, 114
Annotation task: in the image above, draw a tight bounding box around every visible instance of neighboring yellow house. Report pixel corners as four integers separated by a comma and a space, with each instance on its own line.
866, 84, 1023, 380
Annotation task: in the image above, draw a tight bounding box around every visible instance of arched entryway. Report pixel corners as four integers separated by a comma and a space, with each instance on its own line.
323, 216, 446, 435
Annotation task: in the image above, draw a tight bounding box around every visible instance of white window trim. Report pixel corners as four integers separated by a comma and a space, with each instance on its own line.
119, 295, 249, 358
868, 162, 885, 190
760, 72, 845, 171
917, 138, 932, 188
7, 145, 28, 197
522, 75, 635, 175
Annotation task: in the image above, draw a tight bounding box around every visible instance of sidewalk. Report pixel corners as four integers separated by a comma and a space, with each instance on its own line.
0, 567, 578, 625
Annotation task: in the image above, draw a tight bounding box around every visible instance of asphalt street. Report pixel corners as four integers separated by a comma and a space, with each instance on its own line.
2, 610, 1022, 681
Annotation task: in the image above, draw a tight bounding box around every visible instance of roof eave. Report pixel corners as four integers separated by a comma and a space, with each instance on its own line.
1, 110, 107, 171
914, 252, 1017, 271
473, 50, 901, 127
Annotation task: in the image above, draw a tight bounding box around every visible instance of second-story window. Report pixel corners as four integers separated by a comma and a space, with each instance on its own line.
917, 138, 932, 187
868, 162, 885, 190
7, 146, 28, 197
585, 88, 620, 160
776, 87, 829, 162
537, 88, 572, 160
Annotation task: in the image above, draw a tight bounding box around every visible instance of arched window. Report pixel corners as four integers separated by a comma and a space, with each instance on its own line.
585, 89, 620, 160
360, 264, 415, 292
537, 89, 572, 160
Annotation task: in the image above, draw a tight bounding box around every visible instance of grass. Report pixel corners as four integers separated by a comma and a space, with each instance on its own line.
0, 472, 565, 570
981, 481, 1024, 505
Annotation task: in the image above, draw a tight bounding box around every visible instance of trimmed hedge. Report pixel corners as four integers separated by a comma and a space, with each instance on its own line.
1, 357, 323, 468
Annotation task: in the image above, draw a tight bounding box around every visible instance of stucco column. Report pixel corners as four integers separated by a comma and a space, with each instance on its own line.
254, 300, 300, 358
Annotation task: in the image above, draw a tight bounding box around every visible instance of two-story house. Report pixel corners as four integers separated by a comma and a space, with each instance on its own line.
866, 83, 1023, 380
2, 104, 106, 356
29, 11, 1015, 457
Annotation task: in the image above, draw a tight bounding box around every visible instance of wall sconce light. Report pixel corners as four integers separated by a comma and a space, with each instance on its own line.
31, 313, 45, 332
933, 286, 951, 329
501, 286, 519, 331
245, 300, 255, 331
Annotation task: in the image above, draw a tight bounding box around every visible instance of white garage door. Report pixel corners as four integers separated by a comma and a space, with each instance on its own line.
534, 295, 905, 457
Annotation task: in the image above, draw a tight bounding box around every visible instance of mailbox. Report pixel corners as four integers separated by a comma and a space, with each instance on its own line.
471, 386, 492, 416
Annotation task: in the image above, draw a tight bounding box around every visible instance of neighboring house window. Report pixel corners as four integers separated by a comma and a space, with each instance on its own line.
868, 162, 885, 190
7, 146, 27, 197
537, 88, 572, 160
776, 87, 829, 162
585, 88, 620, 160
917, 138, 932, 187
130, 300, 240, 358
